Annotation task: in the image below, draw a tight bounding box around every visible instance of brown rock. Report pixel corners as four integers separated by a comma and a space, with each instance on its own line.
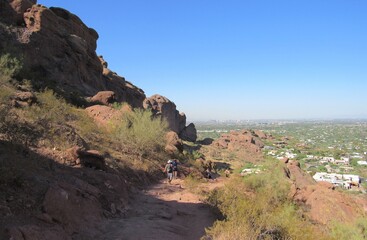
6, 225, 70, 240
254, 130, 267, 139
197, 138, 213, 145
179, 123, 197, 142
165, 131, 183, 153
90, 91, 116, 105
86, 105, 117, 125
144, 94, 183, 133
79, 150, 105, 170
43, 182, 103, 234
0, 0, 36, 25
281, 157, 289, 164
11, 91, 37, 107
64, 147, 105, 170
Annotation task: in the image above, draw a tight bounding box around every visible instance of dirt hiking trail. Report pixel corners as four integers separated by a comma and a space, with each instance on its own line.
97, 178, 224, 240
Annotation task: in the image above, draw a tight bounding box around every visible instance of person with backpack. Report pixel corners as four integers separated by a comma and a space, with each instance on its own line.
172, 159, 179, 179
164, 160, 173, 183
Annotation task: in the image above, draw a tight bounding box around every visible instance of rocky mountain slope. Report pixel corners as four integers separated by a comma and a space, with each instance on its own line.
0, 1, 199, 239
0, 0, 197, 139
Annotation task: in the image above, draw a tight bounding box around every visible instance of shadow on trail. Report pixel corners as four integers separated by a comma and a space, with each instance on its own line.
99, 182, 217, 240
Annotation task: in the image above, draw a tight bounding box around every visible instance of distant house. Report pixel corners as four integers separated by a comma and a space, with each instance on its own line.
334, 157, 350, 165
320, 157, 335, 164
240, 168, 261, 176
313, 172, 360, 188
357, 161, 367, 166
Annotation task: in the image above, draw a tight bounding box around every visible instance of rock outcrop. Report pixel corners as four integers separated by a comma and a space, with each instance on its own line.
0, 1, 145, 108
99, 56, 146, 108
213, 130, 265, 153
284, 160, 366, 225
165, 131, 183, 153
11, 91, 36, 107
180, 123, 197, 142
90, 91, 116, 106
65, 147, 106, 170
144, 94, 197, 142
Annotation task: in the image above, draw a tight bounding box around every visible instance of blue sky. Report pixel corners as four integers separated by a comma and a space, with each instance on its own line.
39, 0, 367, 121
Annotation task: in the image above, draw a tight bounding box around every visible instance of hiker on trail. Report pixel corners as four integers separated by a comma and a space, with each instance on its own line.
164, 160, 173, 183
205, 168, 212, 179
225, 168, 230, 178
172, 159, 179, 179
207, 160, 213, 172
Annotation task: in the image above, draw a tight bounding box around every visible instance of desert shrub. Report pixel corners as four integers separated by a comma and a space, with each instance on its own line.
205, 162, 328, 240
330, 217, 367, 240
0, 85, 12, 104
184, 173, 203, 191
0, 103, 43, 146
109, 108, 168, 159
27, 89, 76, 126
72, 108, 102, 140
0, 53, 22, 82
24, 89, 83, 148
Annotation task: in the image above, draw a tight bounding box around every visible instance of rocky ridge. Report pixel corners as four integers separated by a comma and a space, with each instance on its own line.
0, 1, 198, 239
0, 0, 197, 141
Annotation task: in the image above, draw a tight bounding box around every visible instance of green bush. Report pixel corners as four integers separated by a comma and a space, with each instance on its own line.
0, 53, 22, 81
109, 108, 168, 159
27, 89, 76, 126
205, 162, 329, 240
331, 217, 367, 240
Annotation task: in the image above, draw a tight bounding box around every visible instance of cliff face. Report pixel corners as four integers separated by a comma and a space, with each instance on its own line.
0, 0, 145, 107
0, 0, 197, 138
0, 1, 198, 239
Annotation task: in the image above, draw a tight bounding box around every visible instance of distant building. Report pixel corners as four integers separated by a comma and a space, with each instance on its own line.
313, 172, 360, 188
334, 157, 350, 165
320, 157, 335, 164
357, 161, 367, 166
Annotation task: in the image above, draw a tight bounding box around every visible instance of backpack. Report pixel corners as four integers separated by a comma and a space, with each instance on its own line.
166, 163, 173, 173
172, 160, 178, 170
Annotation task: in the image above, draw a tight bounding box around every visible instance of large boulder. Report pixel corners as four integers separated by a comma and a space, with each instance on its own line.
213, 130, 264, 152
0, 0, 36, 25
165, 131, 183, 153
11, 91, 36, 107
143, 94, 184, 133
209, 130, 265, 163
180, 123, 197, 142
90, 91, 116, 106
64, 146, 105, 170
143, 94, 197, 142
0, 2, 145, 108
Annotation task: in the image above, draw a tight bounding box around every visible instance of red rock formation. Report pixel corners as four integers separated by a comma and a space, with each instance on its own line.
90, 91, 116, 106
144, 94, 197, 142
180, 123, 197, 142
165, 131, 183, 153
213, 130, 265, 153
0, 1, 145, 108
284, 160, 366, 225
65, 146, 105, 170
11, 91, 36, 107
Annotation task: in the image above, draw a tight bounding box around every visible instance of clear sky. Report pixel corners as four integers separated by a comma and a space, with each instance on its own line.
39, 0, 367, 121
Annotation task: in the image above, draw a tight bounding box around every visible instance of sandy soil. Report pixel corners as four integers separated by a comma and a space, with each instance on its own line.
96, 179, 220, 240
